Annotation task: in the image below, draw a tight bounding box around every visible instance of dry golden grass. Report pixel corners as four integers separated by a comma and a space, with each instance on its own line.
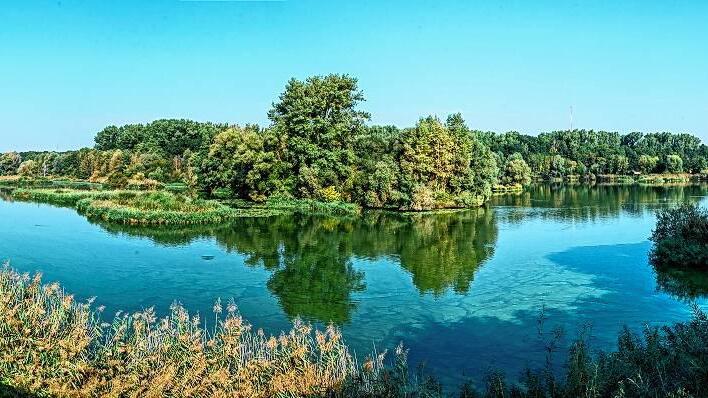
0, 265, 394, 398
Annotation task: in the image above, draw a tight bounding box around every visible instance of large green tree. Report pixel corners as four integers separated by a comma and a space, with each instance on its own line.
398, 114, 497, 210
268, 74, 369, 200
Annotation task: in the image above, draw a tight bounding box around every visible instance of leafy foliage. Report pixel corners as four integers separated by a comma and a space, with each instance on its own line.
650, 203, 708, 270
500, 152, 532, 186
268, 74, 369, 200
3, 75, 706, 211
479, 130, 708, 179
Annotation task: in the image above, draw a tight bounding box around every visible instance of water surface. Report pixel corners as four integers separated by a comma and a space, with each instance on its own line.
1, 184, 707, 386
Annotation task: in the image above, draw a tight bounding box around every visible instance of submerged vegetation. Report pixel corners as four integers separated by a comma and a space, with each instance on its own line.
1, 265, 708, 398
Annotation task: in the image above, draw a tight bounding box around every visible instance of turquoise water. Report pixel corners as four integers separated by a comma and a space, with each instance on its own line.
1, 184, 707, 386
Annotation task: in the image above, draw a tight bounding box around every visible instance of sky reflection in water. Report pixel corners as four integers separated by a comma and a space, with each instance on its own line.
1, 183, 707, 386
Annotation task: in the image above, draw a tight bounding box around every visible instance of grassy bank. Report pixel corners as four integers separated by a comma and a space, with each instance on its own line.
75, 192, 244, 225
1, 265, 707, 397
572, 173, 704, 185
492, 183, 523, 193
11, 189, 252, 225
0, 176, 102, 190
11, 188, 114, 206
9, 188, 357, 224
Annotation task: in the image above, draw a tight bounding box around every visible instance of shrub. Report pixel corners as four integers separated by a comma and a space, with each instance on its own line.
650, 203, 708, 270
456, 191, 486, 207
105, 171, 128, 189
500, 153, 532, 186
665, 154, 684, 173
318, 186, 342, 202
126, 173, 163, 190
147, 166, 167, 182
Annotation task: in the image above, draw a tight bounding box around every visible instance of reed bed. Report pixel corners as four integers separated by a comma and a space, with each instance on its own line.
0, 265, 402, 398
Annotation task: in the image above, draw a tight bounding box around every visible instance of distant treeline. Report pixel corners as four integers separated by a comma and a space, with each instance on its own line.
1, 74, 706, 210
479, 129, 707, 179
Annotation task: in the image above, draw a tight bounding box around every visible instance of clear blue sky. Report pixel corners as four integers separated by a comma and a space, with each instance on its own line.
1, 0, 707, 151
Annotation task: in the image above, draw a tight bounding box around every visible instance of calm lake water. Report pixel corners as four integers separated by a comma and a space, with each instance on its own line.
1, 184, 707, 386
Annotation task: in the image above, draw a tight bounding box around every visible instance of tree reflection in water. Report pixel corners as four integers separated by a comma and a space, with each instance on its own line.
654, 267, 708, 300
90, 207, 498, 323
491, 183, 708, 223
82, 183, 708, 323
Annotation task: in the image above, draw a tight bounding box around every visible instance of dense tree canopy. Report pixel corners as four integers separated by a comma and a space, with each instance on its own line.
268, 74, 369, 200
479, 130, 708, 178
198, 77, 498, 210
95, 119, 227, 156
2, 74, 706, 211
0, 152, 21, 175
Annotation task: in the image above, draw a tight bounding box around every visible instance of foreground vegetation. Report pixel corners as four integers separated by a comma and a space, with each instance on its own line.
650, 203, 708, 270
1, 265, 707, 398
2, 75, 706, 212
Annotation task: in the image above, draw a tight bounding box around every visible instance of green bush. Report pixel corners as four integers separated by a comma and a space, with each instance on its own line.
650, 203, 708, 270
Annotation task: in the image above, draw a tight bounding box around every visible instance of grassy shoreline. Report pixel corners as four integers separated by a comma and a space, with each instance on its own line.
10, 189, 260, 225
2, 175, 707, 225
8, 188, 361, 224
3, 174, 705, 191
